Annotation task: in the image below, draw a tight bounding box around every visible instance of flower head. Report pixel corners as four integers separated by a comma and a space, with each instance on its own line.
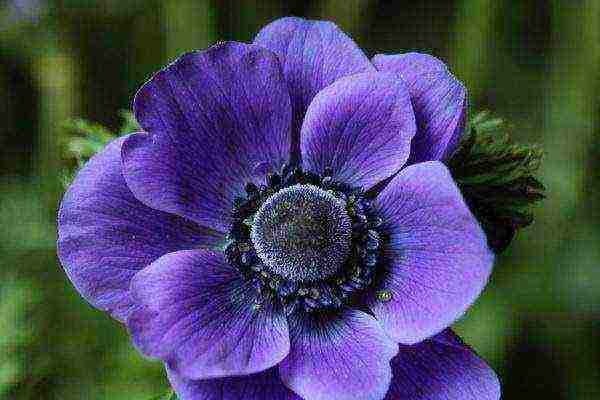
58, 16, 500, 400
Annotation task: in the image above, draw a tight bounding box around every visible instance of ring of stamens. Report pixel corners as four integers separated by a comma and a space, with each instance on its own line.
225, 165, 383, 314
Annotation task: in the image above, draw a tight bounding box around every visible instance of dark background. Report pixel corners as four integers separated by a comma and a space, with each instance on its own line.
1, 1, 598, 399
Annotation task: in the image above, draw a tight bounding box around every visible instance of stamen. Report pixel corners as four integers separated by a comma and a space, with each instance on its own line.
226, 165, 384, 313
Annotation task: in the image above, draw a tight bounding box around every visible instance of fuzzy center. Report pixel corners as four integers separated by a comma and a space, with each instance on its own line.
250, 184, 352, 282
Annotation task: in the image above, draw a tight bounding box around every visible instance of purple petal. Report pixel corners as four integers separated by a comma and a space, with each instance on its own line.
57, 137, 221, 322
167, 366, 302, 400
254, 17, 375, 162
373, 53, 467, 164
368, 161, 493, 344
124, 42, 292, 232
279, 309, 398, 400
385, 329, 501, 400
301, 72, 416, 190
127, 250, 290, 380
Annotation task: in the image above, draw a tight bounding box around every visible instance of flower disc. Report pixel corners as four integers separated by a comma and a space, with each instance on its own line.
251, 184, 352, 282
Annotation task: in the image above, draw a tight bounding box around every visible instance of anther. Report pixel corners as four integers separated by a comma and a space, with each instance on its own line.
245, 182, 259, 196
267, 172, 281, 187
321, 176, 333, 187
366, 230, 380, 250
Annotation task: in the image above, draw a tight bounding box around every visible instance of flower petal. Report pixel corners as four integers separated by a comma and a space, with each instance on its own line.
127, 249, 290, 380
301, 72, 416, 190
373, 53, 467, 164
167, 366, 302, 400
279, 309, 398, 400
368, 161, 493, 344
254, 16, 375, 162
57, 137, 221, 322
385, 329, 501, 400
124, 42, 292, 232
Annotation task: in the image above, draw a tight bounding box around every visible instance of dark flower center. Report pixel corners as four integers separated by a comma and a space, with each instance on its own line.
251, 184, 352, 282
225, 165, 384, 314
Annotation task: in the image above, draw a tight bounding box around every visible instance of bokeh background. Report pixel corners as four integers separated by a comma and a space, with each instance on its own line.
1, 1, 598, 399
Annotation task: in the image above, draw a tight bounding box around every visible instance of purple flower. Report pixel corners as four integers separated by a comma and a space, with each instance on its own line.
58, 17, 500, 400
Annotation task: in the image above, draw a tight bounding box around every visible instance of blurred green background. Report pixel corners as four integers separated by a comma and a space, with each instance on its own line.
1, 1, 598, 399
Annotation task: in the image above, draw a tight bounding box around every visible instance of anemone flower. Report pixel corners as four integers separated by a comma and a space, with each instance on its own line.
58, 16, 500, 400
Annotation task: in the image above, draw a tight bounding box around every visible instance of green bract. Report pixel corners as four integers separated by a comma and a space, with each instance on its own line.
448, 111, 545, 253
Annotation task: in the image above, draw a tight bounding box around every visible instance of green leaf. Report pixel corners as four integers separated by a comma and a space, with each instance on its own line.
147, 390, 178, 399
60, 110, 139, 188
118, 110, 141, 135
448, 110, 545, 253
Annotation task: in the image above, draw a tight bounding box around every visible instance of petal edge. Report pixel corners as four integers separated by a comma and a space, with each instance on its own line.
368, 161, 493, 344
301, 71, 416, 190
255, 17, 375, 162
127, 249, 290, 380
280, 309, 398, 400
125, 42, 292, 232
373, 53, 467, 164
57, 136, 221, 322
385, 329, 501, 400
